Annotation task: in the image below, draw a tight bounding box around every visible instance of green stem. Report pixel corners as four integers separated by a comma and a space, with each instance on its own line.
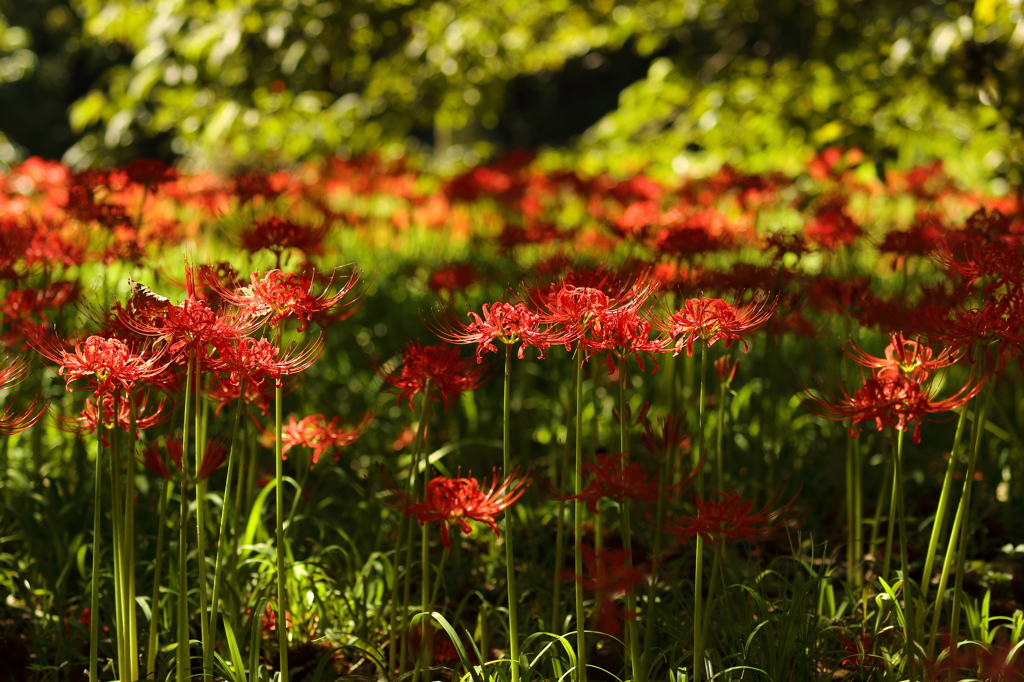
920, 406, 968, 603
147, 478, 171, 678
693, 535, 705, 682
109, 394, 127, 680
209, 389, 246, 661
926, 485, 964, 660
400, 383, 432, 674
892, 428, 916, 681
89, 439, 103, 682
618, 355, 642, 682
195, 377, 212, 682
274, 376, 289, 681
641, 429, 671, 679
845, 436, 855, 587
126, 393, 139, 682
697, 343, 707, 493
573, 342, 587, 682
177, 360, 194, 682
948, 379, 996, 679
715, 382, 726, 493
503, 345, 521, 682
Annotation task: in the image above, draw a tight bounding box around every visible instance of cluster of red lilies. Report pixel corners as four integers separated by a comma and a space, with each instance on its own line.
1, 148, 1022, 682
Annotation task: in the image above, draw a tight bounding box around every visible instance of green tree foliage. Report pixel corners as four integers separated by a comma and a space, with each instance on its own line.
0, 0, 1022, 186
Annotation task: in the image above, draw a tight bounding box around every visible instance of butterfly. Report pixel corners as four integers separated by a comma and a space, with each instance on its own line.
127, 276, 172, 318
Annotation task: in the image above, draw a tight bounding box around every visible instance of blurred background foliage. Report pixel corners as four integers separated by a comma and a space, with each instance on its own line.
0, 0, 1023, 188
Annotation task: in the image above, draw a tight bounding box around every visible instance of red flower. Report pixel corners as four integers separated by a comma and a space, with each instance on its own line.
0, 358, 46, 436
279, 411, 374, 464
569, 453, 660, 513
837, 631, 884, 670
72, 391, 168, 444
123, 159, 178, 189
382, 469, 529, 547
238, 216, 328, 259
217, 268, 362, 331
661, 295, 777, 357
33, 334, 171, 397
375, 341, 486, 411
844, 332, 958, 382
141, 438, 228, 482
432, 300, 556, 362
583, 307, 665, 373
803, 372, 983, 443
561, 545, 644, 636
664, 490, 793, 548
531, 276, 654, 349
714, 355, 739, 384
210, 335, 324, 388
428, 263, 481, 294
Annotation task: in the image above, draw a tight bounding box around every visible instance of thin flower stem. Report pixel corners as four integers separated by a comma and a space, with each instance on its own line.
196, 376, 212, 682
853, 437, 863, 589
209, 387, 246, 660
400, 383, 432, 674
89, 440, 102, 682
699, 540, 725, 663
868, 457, 892, 574
693, 535, 705, 682
926, 489, 964, 660
618, 355, 642, 682
591, 358, 603, 553
147, 477, 171, 678
693, 341, 708, 682
573, 341, 588, 682
882, 452, 898, 585
715, 382, 726, 493
845, 436, 855, 587
948, 378, 996, 680
177, 359, 194, 682
551, 443, 570, 631
503, 345, 521, 682
127, 393, 140, 682
412, 545, 450, 682
920, 405, 968, 603
893, 428, 917, 682
641, 429, 672, 679
109, 393, 127, 680
274, 376, 289, 682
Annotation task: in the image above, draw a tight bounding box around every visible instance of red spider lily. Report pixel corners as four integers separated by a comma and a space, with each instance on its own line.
374, 341, 487, 411
0, 399, 46, 436
640, 412, 694, 461
210, 335, 324, 388
141, 438, 228, 482
428, 263, 481, 294
661, 294, 777, 357
803, 372, 983, 443
206, 373, 273, 417
123, 159, 178, 189
836, 630, 884, 670
381, 469, 529, 547
845, 332, 959, 382
432, 300, 557, 362
232, 171, 282, 204
214, 268, 362, 331
568, 453, 661, 513
32, 334, 172, 397
112, 294, 257, 362
71, 391, 168, 444
664, 490, 793, 548
279, 411, 374, 464
531, 276, 655, 348
583, 308, 666, 374
238, 216, 328, 258
1, 281, 80, 324
714, 355, 740, 384
805, 199, 863, 250
561, 545, 645, 636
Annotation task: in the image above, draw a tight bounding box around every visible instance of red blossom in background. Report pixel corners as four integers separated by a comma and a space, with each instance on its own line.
845, 332, 958, 382
382, 469, 529, 547
217, 268, 362, 331
432, 300, 556, 361
141, 438, 228, 482
279, 411, 374, 464
375, 341, 486, 411
568, 453, 660, 513
664, 490, 793, 548
561, 545, 645, 636
238, 216, 328, 259
661, 294, 777, 357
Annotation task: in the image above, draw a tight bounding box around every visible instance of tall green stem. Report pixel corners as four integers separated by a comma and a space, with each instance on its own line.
109, 394, 128, 680
399, 382, 432, 673
147, 478, 171, 678
89, 439, 102, 682
892, 429, 916, 681
920, 406, 968, 603
693, 342, 708, 682
617, 356, 642, 682
715, 382, 726, 493
573, 342, 587, 682
177, 360, 194, 682
195, 375, 212, 682
503, 345, 521, 682
696, 344, 707, 494
948, 379, 996, 679
209, 390, 246, 659
274, 375, 289, 681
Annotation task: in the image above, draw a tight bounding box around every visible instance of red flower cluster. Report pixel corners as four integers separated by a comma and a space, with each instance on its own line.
561, 545, 645, 636
376, 341, 486, 411
383, 469, 529, 547
279, 411, 374, 464
664, 490, 793, 548
661, 295, 777, 357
